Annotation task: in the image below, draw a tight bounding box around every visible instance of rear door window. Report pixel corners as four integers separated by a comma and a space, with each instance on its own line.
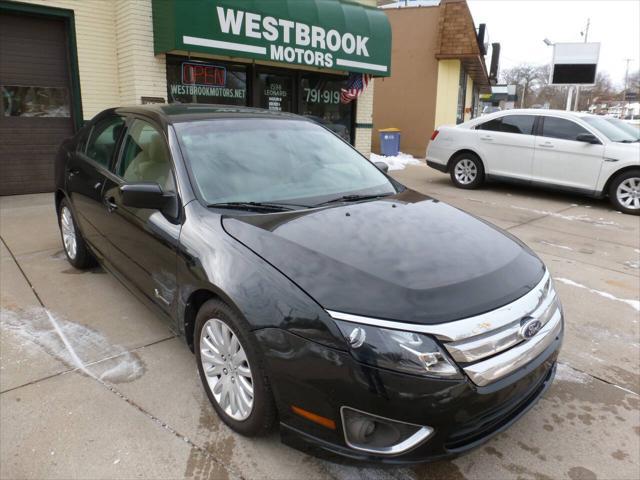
499, 115, 535, 134
477, 115, 534, 134
541, 117, 590, 141
476, 118, 502, 131
85, 115, 125, 167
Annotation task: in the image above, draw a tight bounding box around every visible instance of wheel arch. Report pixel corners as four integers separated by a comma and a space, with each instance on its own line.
183, 285, 245, 353
54, 189, 66, 215
447, 149, 484, 172
601, 165, 640, 197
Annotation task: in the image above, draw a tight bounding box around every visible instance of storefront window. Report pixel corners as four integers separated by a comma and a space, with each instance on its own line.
165, 55, 247, 106
256, 72, 293, 112
300, 75, 352, 142
1, 85, 70, 117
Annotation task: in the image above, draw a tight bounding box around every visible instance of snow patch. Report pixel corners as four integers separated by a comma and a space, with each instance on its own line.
539, 240, 574, 251
554, 278, 640, 312
510, 206, 624, 228
0, 307, 145, 383
370, 152, 421, 171
554, 363, 592, 384
624, 260, 640, 270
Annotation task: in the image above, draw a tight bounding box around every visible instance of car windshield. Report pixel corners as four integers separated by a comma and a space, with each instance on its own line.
175, 118, 396, 206
582, 116, 637, 143
604, 117, 640, 141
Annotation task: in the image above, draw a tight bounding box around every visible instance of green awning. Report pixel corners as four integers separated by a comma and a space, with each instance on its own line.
152, 0, 391, 76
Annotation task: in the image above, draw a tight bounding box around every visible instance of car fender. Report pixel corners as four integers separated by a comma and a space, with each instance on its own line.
176, 201, 346, 351
598, 160, 640, 195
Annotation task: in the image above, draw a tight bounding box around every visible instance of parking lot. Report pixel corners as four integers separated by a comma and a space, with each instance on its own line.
1, 163, 639, 480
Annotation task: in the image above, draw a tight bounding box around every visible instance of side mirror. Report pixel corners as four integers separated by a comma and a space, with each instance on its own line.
374, 161, 389, 173
120, 182, 174, 211
576, 133, 601, 144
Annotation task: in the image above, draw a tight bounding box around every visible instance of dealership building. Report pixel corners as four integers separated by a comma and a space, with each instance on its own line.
373, 0, 499, 157
0, 0, 390, 195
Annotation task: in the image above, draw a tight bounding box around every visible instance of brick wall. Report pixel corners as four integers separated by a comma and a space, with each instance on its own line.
114, 0, 167, 106
354, 80, 375, 157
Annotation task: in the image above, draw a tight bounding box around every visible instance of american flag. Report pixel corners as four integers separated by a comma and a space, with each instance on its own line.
340, 72, 372, 104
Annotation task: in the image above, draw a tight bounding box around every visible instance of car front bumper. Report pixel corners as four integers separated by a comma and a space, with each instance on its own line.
254, 321, 562, 463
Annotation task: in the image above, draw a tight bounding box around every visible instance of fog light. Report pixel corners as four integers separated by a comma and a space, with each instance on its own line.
341, 407, 433, 455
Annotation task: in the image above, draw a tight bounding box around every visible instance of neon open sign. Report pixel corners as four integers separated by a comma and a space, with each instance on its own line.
181, 62, 226, 87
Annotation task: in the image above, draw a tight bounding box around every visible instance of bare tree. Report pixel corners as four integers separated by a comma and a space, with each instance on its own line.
500, 64, 548, 108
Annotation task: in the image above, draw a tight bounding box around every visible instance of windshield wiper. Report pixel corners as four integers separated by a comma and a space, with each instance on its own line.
314, 193, 392, 207
207, 201, 296, 212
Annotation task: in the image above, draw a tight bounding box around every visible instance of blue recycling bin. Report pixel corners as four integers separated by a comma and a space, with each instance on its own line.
379, 128, 401, 156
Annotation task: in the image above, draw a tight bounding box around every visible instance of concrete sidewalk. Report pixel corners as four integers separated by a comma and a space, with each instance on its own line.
1, 171, 639, 479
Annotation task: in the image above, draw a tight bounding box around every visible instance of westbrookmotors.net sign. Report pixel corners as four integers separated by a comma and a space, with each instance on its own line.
152, 0, 392, 76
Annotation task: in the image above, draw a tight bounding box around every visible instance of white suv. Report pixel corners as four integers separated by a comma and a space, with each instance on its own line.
426, 109, 640, 214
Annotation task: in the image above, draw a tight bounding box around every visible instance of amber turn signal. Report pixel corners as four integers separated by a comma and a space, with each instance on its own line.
291, 405, 336, 430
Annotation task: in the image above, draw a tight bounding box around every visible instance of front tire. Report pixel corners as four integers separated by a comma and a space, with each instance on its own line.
609, 170, 640, 215
195, 299, 276, 436
449, 153, 484, 189
58, 199, 96, 269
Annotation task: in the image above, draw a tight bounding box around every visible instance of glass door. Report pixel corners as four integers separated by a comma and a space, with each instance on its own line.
256, 71, 294, 112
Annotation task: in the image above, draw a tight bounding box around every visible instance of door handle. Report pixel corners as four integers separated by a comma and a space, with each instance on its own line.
68, 168, 80, 177
104, 196, 118, 213
480, 135, 493, 141
538, 142, 554, 148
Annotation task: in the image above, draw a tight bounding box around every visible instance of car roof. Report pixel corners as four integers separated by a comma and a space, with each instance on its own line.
465, 108, 599, 127
110, 103, 303, 125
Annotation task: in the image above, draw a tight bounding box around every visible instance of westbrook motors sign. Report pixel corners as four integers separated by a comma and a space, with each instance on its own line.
152, 0, 392, 76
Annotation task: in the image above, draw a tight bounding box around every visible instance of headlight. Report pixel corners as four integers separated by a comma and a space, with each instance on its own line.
334, 320, 462, 378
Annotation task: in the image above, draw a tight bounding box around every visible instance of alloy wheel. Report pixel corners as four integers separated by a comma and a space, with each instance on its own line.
200, 318, 254, 421
616, 177, 640, 210
60, 206, 77, 260
454, 159, 477, 185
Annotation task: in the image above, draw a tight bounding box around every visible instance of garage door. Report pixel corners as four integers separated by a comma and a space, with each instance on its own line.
0, 12, 75, 196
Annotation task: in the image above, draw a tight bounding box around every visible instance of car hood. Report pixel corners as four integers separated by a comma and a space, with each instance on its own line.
222, 190, 545, 324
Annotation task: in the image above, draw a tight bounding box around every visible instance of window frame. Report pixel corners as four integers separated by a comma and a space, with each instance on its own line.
112, 115, 178, 195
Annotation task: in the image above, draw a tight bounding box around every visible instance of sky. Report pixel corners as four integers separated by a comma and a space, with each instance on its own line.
467, 0, 640, 87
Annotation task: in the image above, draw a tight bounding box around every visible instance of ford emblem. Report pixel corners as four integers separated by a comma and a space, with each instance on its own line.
519, 319, 542, 340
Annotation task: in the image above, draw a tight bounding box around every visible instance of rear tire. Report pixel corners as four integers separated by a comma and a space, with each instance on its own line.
449, 153, 484, 189
195, 299, 276, 436
58, 198, 96, 269
608, 170, 640, 215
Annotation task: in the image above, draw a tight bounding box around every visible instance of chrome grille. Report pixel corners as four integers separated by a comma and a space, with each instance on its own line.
438, 270, 562, 386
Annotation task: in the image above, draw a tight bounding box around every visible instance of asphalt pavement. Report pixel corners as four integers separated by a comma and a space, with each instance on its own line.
1, 164, 639, 480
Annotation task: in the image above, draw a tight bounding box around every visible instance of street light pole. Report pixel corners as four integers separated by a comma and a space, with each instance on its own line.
574, 18, 590, 111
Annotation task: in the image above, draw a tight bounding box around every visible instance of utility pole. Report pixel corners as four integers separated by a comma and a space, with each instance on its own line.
623, 58, 632, 117
574, 18, 590, 111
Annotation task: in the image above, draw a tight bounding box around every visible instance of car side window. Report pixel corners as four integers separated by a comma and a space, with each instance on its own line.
499, 115, 535, 135
117, 119, 175, 192
541, 117, 590, 141
85, 116, 125, 167
476, 118, 502, 131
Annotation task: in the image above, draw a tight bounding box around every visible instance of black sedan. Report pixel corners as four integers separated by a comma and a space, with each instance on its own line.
54, 105, 563, 462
